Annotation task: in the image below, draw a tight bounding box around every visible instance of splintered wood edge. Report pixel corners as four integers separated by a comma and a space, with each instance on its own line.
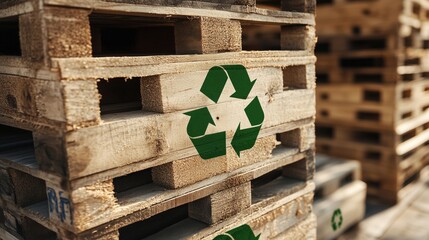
43, 0, 315, 25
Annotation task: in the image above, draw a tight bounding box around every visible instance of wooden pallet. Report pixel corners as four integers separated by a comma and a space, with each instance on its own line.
0, 0, 317, 238
313, 155, 366, 240
0, 159, 315, 239
316, 0, 429, 202
317, 81, 429, 129
317, 123, 429, 203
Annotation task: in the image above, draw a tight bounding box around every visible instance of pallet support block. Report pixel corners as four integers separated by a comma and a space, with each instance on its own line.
283, 151, 315, 181
283, 64, 316, 90
278, 124, 315, 151
249, 193, 314, 239
188, 182, 251, 224
175, 17, 241, 54
46, 180, 118, 232
281, 25, 315, 51
19, 7, 92, 64
33, 131, 68, 176
152, 136, 276, 189
0, 167, 46, 207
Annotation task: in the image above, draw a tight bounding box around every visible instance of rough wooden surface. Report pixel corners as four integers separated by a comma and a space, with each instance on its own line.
51, 52, 315, 80
140, 67, 283, 113
62, 90, 314, 179
152, 135, 276, 189
271, 214, 317, 240
188, 182, 251, 224
175, 17, 241, 54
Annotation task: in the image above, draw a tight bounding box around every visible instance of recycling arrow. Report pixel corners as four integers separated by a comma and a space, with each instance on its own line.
200, 66, 228, 103
213, 224, 260, 240
185, 64, 265, 160
331, 208, 343, 231
184, 107, 215, 138
200, 65, 256, 103
222, 65, 256, 100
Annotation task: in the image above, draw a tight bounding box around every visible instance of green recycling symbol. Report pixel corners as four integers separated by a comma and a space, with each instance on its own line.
185, 65, 265, 160
213, 224, 260, 240
331, 208, 343, 231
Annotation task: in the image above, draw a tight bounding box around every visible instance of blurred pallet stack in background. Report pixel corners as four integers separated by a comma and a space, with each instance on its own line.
316, 0, 429, 203
313, 154, 366, 240
0, 0, 317, 239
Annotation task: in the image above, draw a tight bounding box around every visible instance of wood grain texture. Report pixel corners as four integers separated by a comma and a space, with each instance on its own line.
53, 52, 316, 80
152, 136, 276, 189
64, 89, 314, 179
188, 182, 251, 224
141, 67, 283, 113
175, 17, 241, 54
0, 75, 100, 129
43, 0, 315, 25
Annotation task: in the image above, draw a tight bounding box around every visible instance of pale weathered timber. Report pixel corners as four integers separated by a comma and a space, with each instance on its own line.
0, 75, 100, 128
58, 89, 315, 179
43, 0, 315, 25
188, 182, 251, 224
314, 181, 366, 240
140, 67, 283, 113
175, 17, 241, 54
51, 52, 315, 80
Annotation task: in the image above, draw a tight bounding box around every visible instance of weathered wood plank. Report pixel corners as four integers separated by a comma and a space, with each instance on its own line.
0, 76, 100, 128
61, 89, 314, 179
141, 67, 283, 113
43, 0, 315, 25
52, 52, 316, 80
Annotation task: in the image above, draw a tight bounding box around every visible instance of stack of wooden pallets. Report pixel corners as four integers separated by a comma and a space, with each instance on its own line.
314, 154, 366, 240
0, 0, 317, 239
316, 0, 429, 203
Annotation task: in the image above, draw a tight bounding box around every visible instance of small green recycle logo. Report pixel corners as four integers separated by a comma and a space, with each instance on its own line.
185, 65, 265, 160
331, 208, 343, 231
213, 224, 260, 240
